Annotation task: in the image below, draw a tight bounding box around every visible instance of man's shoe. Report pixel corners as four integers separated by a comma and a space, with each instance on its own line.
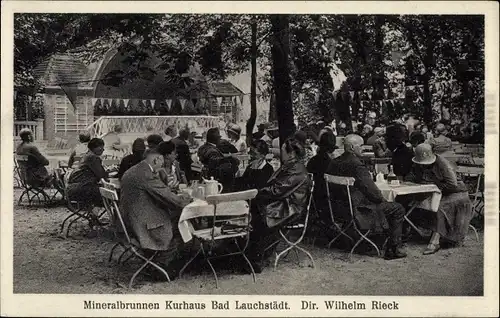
384, 247, 407, 260
423, 243, 440, 255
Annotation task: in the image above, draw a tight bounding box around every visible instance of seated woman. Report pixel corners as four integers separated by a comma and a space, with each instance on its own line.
294, 130, 315, 164
117, 138, 146, 179
68, 131, 91, 168
236, 140, 274, 191
16, 128, 53, 188
67, 138, 109, 226
248, 138, 311, 269
306, 130, 337, 223
102, 125, 129, 158
157, 141, 188, 190
405, 143, 474, 255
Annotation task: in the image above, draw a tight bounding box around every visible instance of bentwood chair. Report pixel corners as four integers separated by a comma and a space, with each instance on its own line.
179, 189, 258, 288
324, 174, 386, 258
100, 187, 171, 288
264, 174, 316, 270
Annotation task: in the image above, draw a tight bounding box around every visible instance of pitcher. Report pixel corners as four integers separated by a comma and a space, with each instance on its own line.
203, 177, 223, 196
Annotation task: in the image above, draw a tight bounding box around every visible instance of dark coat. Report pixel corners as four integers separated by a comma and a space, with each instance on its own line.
306, 151, 333, 221
67, 151, 108, 206
197, 142, 239, 191
120, 161, 186, 251
117, 152, 143, 180
391, 144, 414, 177
237, 159, 274, 191
256, 158, 310, 228
326, 152, 389, 230
172, 137, 193, 181
16, 142, 50, 187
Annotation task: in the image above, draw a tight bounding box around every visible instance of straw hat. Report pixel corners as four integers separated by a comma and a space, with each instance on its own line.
227, 124, 242, 136
412, 143, 436, 165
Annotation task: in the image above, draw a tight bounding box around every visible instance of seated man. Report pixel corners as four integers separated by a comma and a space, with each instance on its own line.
120, 147, 192, 278
146, 134, 164, 150
117, 138, 146, 180
16, 128, 53, 188
326, 134, 406, 260
197, 128, 239, 192
172, 128, 193, 182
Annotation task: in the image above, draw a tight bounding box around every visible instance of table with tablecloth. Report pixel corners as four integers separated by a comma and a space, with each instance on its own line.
376, 182, 442, 237
178, 199, 249, 243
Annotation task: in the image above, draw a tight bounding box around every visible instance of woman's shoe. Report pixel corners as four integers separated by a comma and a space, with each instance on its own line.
423, 243, 441, 255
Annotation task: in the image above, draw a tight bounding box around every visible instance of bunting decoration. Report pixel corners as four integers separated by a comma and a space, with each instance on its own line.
151, 100, 155, 109
91, 98, 98, 107
239, 95, 244, 105
165, 99, 172, 111
123, 99, 129, 108
216, 97, 223, 107
179, 98, 186, 110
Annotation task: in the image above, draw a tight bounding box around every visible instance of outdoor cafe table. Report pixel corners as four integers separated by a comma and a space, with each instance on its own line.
178, 198, 249, 243
376, 182, 442, 238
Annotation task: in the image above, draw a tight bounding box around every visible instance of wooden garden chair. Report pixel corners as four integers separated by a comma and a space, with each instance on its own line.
178, 189, 258, 288
264, 174, 315, 270
15, 155, 54, 206
100, 187, 171, 288
324, 174, 387, 258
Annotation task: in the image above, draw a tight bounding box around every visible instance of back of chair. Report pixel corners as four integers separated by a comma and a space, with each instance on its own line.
324, 174, 356, 220
99, 187, 131, 243
54, 168, 66, 192
15, 155, 29, 185
101, 179, 118, 191
236, 154, 251, 167
204, 189, 258, 242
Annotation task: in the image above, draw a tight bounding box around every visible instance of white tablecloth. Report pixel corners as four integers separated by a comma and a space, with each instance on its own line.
178, 199, 249, 243
376, 182, 442, 212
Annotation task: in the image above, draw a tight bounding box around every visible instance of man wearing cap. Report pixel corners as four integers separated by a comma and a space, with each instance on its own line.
326, 134, 406, 260
428, 123, 453, 155
227, 123, 247, 154
252, 123, 267, 141
405, 143, 474, 255
198, 128, 240, 192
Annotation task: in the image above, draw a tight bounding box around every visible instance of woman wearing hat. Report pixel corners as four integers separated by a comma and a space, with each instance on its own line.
406, 143, 474, 255
227, 123, 247, 154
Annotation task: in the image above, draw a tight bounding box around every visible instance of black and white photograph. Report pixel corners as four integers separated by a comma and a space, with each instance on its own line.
1, 1, 498, 317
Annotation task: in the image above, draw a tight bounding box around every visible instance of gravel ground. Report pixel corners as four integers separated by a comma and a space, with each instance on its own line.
12, 189, 483, 295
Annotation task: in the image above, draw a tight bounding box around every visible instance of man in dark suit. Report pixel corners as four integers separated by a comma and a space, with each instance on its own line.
120, 147, 192, 277
197, 128, 239, 192
326, 134, 406, 260
172, 128, 193, 182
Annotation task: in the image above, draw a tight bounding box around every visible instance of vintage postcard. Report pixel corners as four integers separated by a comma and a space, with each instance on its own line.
1, 1, 498, 317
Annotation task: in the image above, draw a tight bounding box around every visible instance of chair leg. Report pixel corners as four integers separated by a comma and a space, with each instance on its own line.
200, 244, 218, 288
108, 243, 121, 263
233, 238, 256, 283
66, 212, 86, 237
178, 247, 202, 279
128, 249, 170, 289
18, 189, 28, 205
294, 245, 316, 268
117, 247, 132, 264
468, 224, 479, 242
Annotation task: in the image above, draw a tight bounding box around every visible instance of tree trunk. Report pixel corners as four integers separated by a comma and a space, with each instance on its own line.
270, 14, 294, 145
245, 21, 258, 146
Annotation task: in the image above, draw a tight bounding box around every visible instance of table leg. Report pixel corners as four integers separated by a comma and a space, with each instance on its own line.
404, 203, 426, 237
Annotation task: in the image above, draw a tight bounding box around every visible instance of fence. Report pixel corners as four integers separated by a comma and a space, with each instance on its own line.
13, 120, 44, 141
86, 115, 221, 138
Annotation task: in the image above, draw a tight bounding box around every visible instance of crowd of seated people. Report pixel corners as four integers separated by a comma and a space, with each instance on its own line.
17, 116, 479, 279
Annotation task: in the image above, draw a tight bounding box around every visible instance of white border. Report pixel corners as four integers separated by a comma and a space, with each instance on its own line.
1, 1, 499, 317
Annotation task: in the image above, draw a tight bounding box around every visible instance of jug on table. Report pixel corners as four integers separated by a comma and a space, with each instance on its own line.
203, 177, 223, 196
